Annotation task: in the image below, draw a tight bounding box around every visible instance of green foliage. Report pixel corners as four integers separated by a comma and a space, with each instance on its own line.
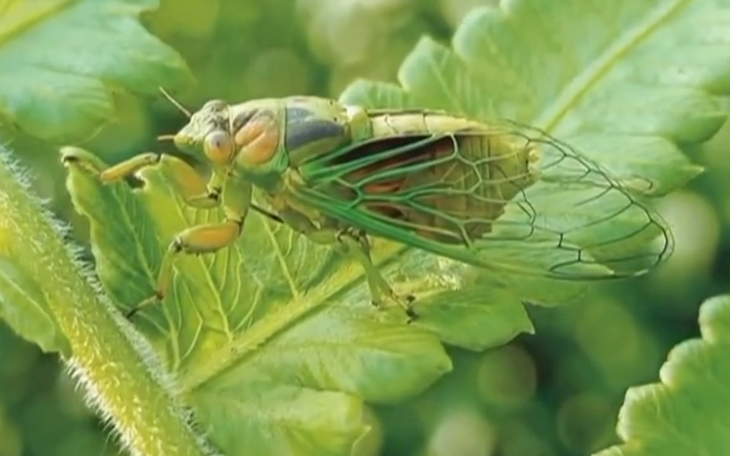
0, 0, 729, 455
337, 0, 728, 309
0, 148, 212, 456
0, 257, 70, 356
596, 295, 730, 456
342, 1, 718, 195
0, 0, 192, 142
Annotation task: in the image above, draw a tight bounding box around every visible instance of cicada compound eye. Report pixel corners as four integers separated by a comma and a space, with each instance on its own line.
204, 131, 234, 165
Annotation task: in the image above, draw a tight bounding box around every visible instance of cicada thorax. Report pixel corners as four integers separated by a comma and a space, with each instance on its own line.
228, 96, 365, 197
299, 109, 541, 246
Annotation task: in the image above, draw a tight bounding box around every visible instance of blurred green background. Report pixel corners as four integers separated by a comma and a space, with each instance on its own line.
1, 0, 727, 455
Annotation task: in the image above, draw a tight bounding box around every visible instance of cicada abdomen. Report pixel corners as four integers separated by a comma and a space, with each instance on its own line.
300, 109, 541, 247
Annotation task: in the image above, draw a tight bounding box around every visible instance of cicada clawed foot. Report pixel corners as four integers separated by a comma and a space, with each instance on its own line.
60, 147, 104, 176
372, 291, 418, 323
124, 292, 164, 320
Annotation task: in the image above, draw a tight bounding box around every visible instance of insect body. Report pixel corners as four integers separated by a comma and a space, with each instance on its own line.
62, 95, 672, 320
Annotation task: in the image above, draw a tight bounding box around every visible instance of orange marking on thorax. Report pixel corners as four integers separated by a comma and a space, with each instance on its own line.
235, 117, 280, 165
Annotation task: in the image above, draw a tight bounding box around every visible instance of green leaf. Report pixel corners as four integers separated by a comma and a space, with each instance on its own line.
192, 383, 366, 456
64, 149, 453, 455
341, 0, 730, 303
0, 256, 71, 357
342, 0, 726, 193
594, 295, 730, 456
411, 285, 535, 351
0, 146, 211, 455
63, 0, 730, 453
0, 0, 193, 142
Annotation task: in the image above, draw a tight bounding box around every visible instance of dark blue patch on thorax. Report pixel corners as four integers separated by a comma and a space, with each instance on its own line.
285, 107, 345, 151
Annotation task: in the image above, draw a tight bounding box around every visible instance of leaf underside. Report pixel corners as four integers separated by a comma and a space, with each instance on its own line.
63, 0, 730, 454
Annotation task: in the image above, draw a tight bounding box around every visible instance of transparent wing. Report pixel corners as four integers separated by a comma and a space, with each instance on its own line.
295, 118, 673, 281
469, 121, 673, 279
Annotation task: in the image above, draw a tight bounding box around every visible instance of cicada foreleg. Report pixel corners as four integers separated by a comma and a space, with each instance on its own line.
127, 175, 252, 318
61, 148, 224, 210
61, 148, 160, 183
148, 155, 226, 210
61, 148, 252, 318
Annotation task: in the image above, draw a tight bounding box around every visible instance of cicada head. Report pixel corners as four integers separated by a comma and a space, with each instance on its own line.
174, 99, 233, 164
174, 98, 290, 193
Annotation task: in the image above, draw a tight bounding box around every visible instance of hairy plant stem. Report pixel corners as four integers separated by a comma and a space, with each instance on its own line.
0, 147, 214, 456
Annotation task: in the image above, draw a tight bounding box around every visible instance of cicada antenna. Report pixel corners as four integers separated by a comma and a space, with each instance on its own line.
159, 87, 192, 118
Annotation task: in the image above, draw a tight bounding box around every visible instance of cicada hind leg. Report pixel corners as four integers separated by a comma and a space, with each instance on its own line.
335, 227, 417, 322
275, 207, 417, 321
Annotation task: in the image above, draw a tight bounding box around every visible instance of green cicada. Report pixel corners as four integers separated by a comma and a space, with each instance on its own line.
62, 95, 673, 320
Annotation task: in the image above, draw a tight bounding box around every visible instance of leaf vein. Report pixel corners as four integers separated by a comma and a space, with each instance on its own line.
536, 0, 692, 131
